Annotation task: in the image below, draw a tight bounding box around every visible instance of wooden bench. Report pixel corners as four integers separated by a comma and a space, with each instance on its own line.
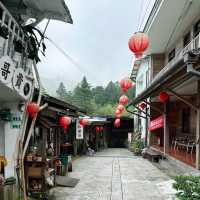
142, 148, 163, 162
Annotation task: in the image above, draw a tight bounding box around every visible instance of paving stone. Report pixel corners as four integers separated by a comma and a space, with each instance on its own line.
50, 148, 176, 200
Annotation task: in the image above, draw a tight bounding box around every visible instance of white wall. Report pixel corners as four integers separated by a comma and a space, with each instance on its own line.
1, 102, 24, 178
135, 57, 151, 140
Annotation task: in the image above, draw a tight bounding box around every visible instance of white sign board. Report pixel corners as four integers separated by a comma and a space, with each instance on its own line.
0, 56, 14, 84
76, 120, 84, 140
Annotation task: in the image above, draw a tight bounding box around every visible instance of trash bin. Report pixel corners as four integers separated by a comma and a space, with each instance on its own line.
59, 155, 68, 176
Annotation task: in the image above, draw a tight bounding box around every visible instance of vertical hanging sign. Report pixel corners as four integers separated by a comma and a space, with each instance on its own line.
76, 119, 84, 140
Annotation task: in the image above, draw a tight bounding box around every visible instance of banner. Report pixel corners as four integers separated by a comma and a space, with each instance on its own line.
76, 120, 84, 139
149, 115, 164, 131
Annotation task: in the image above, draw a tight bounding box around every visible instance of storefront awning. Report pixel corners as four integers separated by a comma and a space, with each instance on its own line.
3, 0, 73, 25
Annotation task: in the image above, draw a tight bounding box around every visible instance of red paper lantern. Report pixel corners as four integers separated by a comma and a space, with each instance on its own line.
119, 95, 129, 106
120, 77, 134, 93
159, 92, 169, 103
139, 102, 146, 110
59, 116, 71, 130
79, 119, 89, 127
129, 32, 149, 59
115, 109, 121, 116
96, 126, 100, 133
117, 104, 125, 113
114, 118, 121, 128
27, 102, 40, 118
100, 126, 104, 132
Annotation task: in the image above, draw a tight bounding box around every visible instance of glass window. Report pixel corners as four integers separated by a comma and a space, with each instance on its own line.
194, 19, 200, 37
183, 32, 191, 47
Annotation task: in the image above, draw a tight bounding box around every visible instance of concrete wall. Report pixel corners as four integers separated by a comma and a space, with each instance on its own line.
1, 102, 24, 178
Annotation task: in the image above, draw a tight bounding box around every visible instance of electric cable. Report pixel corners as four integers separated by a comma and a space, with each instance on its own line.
138, 0, 152, 31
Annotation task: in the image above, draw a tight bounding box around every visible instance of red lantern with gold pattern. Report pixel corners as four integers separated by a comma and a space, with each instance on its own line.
119, 95, 129, 106
59, 116, 71, 130
27, 102, 40, 118
159, 92, 169, 103
129, 32, 149, 59
120, 77, 134, 93
114, 118, 121, 128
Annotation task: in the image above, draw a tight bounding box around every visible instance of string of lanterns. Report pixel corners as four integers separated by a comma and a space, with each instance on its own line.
113, 32, 150, 128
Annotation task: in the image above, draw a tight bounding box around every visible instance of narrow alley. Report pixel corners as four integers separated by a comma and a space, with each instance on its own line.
50, 149, 176, 200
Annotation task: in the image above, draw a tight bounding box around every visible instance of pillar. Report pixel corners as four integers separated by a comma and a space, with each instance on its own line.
196, 80, 200, 169
164, 101, 170, 155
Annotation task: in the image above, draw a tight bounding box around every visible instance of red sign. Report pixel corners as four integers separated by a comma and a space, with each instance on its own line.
149, 115, 164, 131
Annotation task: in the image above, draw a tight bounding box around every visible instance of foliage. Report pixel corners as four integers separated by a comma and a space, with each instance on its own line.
23, 25, 46, 62
130, 132, 144, 155
173, 175, 200, 200
55, 76, 136, 116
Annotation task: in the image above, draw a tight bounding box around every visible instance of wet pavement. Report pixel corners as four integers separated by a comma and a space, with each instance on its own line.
49, 148, 176, 200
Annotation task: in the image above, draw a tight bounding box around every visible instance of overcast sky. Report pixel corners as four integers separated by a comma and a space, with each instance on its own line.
38, 0, 155, 94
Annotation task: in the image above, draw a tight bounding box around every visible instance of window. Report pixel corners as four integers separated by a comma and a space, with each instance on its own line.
194, 19, 200, 37
182, 108, 190, 133
168, 49, 175, 62
183, 32, 191, 47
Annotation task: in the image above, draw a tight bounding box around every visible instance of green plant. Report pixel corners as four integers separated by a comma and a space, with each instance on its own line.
173, 175, 200, 200
23, 25, 46, 63
14, 40, 25, 53
130, 135, 144, 155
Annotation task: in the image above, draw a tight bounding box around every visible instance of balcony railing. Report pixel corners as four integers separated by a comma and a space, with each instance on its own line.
0, 2, 35, 101
152, 33, 200, 83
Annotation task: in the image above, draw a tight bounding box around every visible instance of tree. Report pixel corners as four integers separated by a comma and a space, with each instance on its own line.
56, 82, 67, 101
73, 76, 93, 113
92, 86, 106, 105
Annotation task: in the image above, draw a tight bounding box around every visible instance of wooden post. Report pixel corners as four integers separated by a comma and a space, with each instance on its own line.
164, 101, 169, 155
196, 80, 200, 169
144, 108, 148, 147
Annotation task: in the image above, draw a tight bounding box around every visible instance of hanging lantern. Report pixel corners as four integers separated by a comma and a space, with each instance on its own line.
139, 102, 146, 110
159, 92, 169, 103
79, 119, 89, 127
120, 77, 134, 93
99, 126, 104, 132
119, 95, 129, 106
27, 102, 40, 118
96, 126, 100, 133
117, 104, 125, 113
128, 32, 149, 59
114, 118, 121, 128
59, 116, 71, 130
115, 109, 121, 116
115, 113, 121, 118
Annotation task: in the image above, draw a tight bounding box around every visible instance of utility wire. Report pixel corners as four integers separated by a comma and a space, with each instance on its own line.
138, 0, 152, 31
137, 0, 144, 31
164, 0, 192, 51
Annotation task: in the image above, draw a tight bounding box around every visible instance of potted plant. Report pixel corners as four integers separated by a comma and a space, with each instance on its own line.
0, 25, 9, 57
23, 25, 46, 75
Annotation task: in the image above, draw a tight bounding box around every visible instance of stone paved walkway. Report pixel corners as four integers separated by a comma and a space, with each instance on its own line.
50, 148, 177, 200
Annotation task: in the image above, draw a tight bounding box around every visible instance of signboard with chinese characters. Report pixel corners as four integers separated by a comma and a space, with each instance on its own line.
0, 56, 14, 84
0, 56, 33, 101
12, 68, 32, 100
149, 115, 164, 131
76, 120, 84, 140
10, 112, 22, 129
